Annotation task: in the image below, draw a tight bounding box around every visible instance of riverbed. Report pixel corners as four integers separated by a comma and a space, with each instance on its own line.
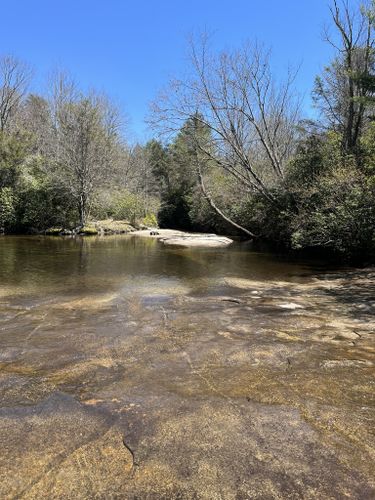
0, 235, 374, 498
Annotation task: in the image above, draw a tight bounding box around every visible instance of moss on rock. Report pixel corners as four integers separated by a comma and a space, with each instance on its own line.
79, 226, 98, 236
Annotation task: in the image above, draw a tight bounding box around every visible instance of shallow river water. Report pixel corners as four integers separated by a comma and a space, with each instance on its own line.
0, 235, 374, 499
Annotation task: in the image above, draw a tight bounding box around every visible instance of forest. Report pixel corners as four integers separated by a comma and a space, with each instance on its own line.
0, 0, 374, 262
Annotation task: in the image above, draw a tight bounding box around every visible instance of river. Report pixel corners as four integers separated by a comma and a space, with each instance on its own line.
0, 235, 374, 498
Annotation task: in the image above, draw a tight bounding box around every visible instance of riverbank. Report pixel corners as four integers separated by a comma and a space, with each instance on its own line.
45, 219, 138, 236
43, 223, 234, 248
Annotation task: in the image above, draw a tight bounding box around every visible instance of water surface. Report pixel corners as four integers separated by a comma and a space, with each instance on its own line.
0, 235, 374, 498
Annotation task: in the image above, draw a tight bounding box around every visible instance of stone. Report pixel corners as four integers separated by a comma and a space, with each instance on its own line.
278, 302, 304, 310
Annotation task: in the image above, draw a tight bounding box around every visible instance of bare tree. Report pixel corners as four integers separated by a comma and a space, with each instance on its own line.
18, 94, 53, 155
0, 55, 32, 132
314, 0, 374, 152
49, 76, 122, 227
150, 37, 300, 236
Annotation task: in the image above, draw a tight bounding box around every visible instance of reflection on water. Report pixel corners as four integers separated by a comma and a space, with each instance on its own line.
0, 235, 374, 498
0, 235, 315, 300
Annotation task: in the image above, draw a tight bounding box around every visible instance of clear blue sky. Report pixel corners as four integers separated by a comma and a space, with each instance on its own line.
1, 0, 337, 142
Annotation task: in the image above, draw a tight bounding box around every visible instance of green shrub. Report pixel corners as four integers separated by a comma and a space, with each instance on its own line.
142, 213, 158, 227
91, 189, 159, 226
0, 187, 16, 231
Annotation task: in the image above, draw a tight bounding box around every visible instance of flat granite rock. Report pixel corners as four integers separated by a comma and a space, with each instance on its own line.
161, 235, 233, 248
134, 229, 233, 248
0, 392, 133, 499
1, 239, 374, 499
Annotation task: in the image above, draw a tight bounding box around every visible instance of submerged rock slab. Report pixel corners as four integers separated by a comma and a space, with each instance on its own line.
0, 392, 133, 499
1, 237, 374, 498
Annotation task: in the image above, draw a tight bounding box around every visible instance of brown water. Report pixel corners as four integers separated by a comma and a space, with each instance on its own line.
0, 235, 374, 499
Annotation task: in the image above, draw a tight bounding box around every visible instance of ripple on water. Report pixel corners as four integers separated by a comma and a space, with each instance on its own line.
0, 236, 374, 497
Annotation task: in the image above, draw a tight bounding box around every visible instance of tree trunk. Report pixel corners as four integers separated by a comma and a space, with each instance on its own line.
78, 193, 86, 228
196, 160, 257, 239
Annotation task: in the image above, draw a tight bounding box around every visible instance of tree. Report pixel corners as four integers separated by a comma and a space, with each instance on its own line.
0, 55, 32, 132
313, 0, 375, 152
153, 121, 194, 229
148, 117, 213, 230
144, 139, 170, 194
0, 130, 32, 189
151, 37, 300, 236
282, 130, 375, 259
361, 0, 375, 106
19, 94, 53, 155
51, 77, 122, 227
0, 187, 16, 232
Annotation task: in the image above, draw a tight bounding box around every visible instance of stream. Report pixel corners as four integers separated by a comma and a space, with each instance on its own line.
0, 235, 374, 499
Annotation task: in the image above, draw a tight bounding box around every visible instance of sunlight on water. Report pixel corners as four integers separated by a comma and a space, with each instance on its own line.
0, 235, 374, 498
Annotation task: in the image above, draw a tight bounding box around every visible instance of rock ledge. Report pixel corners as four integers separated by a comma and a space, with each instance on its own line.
134, 229, 233, 248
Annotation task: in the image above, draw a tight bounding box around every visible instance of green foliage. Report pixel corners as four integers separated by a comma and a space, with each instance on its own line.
289, 167, 375, 258
142, 213, 158, 227
15, 156, 77, 231
0, 12, 374, 263
158, 189, 192, 230
92, 189, 159, 226
220, 126, 375, 262
17, 183, 76, 231
360, 122, 375, 175
0, 131, 33, 189
187, 187, 220, 232
0, 187, 16, 230
242, 131, 375, 260
152, 116, 214, 230
144, 140, 170, 193
110, 190, 145, 224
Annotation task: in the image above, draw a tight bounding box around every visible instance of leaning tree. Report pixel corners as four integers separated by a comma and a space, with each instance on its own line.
150, 37, 301, 237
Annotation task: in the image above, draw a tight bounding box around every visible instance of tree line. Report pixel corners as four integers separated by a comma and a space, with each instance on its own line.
1, 0, 374, 261
150, 0, 375, 261
0, 68, 159, 233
